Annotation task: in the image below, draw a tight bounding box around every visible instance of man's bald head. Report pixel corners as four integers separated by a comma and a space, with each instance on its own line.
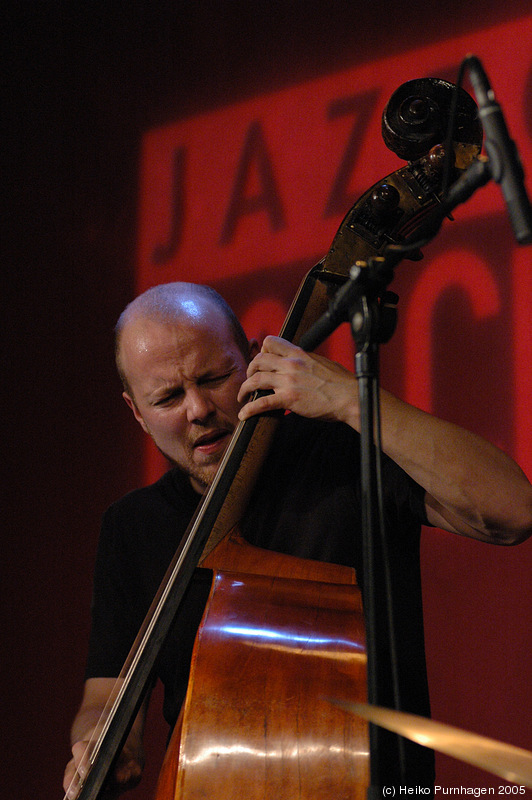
115, 282, 249, 397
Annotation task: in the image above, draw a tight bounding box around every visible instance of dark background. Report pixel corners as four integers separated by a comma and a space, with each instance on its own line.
4, 2, 532, 798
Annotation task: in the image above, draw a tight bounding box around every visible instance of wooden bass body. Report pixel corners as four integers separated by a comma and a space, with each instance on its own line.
156, 532, 369, 799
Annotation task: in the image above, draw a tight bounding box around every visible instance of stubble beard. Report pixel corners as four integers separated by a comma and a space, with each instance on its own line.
157, 444, 221, 494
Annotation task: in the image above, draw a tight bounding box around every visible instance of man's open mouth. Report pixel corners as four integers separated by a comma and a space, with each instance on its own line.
193, 429, 231, 453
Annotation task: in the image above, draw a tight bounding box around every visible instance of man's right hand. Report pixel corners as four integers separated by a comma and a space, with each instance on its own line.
63, 678, 148, 798
63, 735, 144, 799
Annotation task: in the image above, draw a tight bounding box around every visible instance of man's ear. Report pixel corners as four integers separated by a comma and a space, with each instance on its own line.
122, 392, 150, 434
248, 338, 260, 360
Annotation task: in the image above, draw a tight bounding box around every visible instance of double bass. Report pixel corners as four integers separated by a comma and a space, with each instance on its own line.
66, 78, 483, 799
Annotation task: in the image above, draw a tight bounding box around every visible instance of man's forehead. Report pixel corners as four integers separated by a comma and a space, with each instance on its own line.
120, 310, 239, 375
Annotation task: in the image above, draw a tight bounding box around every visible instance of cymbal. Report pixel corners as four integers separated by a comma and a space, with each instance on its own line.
329, 700, 532, 788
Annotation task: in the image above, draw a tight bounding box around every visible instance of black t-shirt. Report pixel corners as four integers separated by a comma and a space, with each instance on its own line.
86, 414, 434, 784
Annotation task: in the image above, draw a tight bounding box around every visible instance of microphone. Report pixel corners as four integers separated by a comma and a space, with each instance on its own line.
466, 54, 532, 244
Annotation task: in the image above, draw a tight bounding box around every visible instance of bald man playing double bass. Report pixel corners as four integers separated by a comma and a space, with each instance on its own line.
64, 282, 532, 797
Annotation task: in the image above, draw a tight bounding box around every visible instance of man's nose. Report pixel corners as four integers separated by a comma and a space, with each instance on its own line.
185, 387, 215, 423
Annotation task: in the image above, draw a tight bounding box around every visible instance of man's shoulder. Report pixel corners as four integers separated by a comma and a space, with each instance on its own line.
103, 468, 197, 525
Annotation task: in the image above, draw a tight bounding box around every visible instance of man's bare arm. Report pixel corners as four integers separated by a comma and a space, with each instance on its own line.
63, 677, 148, 798
238, 336, 532, 545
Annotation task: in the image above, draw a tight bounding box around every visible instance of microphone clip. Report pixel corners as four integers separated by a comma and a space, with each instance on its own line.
300, 257, 398, 353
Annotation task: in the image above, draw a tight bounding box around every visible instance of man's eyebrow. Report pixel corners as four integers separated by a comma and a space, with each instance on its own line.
147, 380, 184, 400
198, 363, 236, 379
202, 359, 236, 375
145, 355, 239, 397
198, 355, 239, 377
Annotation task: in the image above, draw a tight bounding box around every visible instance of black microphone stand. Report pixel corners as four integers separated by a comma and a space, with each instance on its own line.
301, 256, 403, 796
348, 260, 402, 798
